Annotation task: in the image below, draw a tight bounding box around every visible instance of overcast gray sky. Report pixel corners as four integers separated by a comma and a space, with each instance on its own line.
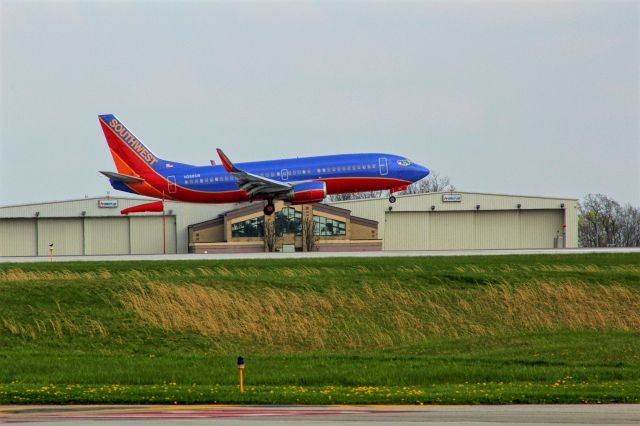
1, 0, 638, 206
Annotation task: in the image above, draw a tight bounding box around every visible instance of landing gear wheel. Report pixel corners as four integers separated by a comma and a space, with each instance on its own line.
389, 195, 397, 204
263, 202, 275, 216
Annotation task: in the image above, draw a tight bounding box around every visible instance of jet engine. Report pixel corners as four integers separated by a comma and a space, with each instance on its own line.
286, 181, 327, 204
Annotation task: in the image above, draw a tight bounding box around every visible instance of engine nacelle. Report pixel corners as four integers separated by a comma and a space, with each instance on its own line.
286, 181, 327, 204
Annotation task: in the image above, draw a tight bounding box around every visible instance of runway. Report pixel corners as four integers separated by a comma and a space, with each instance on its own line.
1, 404, 639, 425
1, 247, 639, 263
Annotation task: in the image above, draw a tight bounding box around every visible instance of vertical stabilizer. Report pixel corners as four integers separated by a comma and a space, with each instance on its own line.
98, 114, 165, 176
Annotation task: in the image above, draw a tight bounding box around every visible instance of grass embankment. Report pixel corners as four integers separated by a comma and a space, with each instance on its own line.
0, 253, 639, 404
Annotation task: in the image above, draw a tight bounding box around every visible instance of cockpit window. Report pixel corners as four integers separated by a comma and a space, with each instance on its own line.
397, 159, 412, 166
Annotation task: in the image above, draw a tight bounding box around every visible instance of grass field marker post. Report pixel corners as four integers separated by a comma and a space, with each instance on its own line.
237, 356, 245, 393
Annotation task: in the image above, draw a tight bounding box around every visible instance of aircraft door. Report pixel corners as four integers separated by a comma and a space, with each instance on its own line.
168, 176, 177, 194
281, 169, 289, 181
379, 158, 388, 176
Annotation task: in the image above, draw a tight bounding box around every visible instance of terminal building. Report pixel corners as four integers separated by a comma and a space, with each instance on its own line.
0, 192, 577, 256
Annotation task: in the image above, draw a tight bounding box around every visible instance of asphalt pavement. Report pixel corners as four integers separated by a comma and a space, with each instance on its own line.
1, 247, 639, 263
1, 404, 639, 425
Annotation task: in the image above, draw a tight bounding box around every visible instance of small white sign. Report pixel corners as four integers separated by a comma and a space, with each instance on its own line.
98, 199, 118, 208
442, 193, 462, 202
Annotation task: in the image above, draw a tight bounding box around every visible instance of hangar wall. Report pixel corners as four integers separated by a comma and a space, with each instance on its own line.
1, 192, 579, 256
0, 197, 237, 256
0, 219, 37, 256
329, 192, 578, 250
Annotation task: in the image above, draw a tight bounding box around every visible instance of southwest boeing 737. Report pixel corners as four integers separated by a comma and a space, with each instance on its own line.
98, 114, 429, 215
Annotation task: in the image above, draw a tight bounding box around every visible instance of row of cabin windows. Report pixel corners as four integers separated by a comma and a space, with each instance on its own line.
185, 176, 238, 184
256, 164, 378, 177
184, 164, 379, 185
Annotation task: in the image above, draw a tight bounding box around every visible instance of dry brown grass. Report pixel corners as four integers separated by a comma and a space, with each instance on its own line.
120, 280, 640, 351
453, 263, 640, 274
1, 316, 108, 339
0, 268, 112, 282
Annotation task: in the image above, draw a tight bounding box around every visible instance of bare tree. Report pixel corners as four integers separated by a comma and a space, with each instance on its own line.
327, 170, 455, 202
328, 190, 386, 202
578, 194, 640, 247
618, 204, 640, 247
302, 213, 319, 252
263, 217, 280, 252
401, 171, 456, 194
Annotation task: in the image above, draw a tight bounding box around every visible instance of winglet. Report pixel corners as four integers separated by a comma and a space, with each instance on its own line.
217, 148, 238, 173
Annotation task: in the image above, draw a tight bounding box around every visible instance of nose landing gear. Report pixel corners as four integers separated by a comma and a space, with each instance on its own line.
388, 185, 406, 204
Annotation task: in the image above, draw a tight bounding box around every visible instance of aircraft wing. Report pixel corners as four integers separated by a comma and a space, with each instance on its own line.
217, 149, 292, 198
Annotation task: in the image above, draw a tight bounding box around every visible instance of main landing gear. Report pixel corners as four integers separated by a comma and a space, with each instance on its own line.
263, 200, 275, 216
389, 195, 397, 203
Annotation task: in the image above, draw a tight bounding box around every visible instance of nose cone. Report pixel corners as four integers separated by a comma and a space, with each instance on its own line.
414, 163, 430, 181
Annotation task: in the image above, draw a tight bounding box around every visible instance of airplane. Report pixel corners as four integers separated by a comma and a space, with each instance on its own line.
98, 114, 430, 215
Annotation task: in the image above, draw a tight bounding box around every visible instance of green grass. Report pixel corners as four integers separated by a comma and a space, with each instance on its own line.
0, 253, 639, 404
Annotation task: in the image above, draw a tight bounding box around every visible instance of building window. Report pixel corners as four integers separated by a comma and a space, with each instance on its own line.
276, 207, 302, 236
313, 215, 346, 236
231, 216, 264, 238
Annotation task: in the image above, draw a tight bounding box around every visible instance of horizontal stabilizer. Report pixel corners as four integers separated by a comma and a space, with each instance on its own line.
100, 171, 144, 183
